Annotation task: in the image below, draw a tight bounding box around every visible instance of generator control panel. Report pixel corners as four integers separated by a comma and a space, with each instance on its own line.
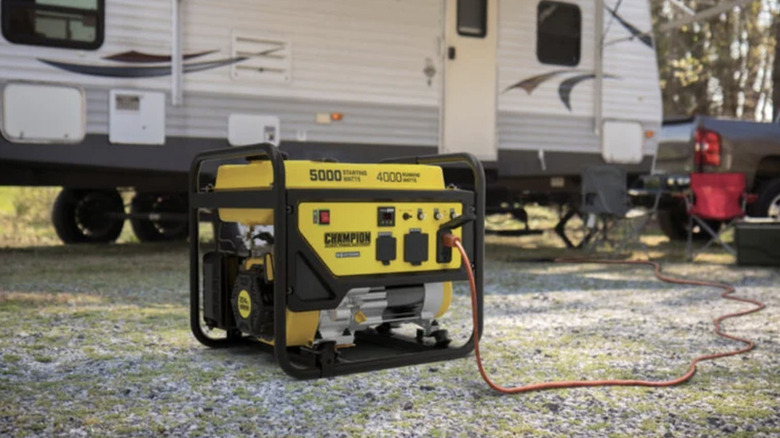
298, 201, 463, 277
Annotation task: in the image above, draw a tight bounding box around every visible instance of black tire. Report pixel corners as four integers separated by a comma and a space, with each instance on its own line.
657, 207, 688, 241
755, 179, 780, 219
129, 192, 188, 242
657, 201, 720, 242
52, 189, 125, 244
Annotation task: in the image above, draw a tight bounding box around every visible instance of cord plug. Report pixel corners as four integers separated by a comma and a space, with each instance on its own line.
437, 231, 460, 263
440, 232, 460, 248
437, 212, 473, 263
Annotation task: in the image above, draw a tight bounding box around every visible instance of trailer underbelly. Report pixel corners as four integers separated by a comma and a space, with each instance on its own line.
0, 135, 653, 198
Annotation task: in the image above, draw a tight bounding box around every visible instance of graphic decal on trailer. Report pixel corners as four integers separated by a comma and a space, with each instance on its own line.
557, 73, 618, 110
102, 49, 219, 63
38, 49, 247, 78
605, 6, 653, 48
503, 70, 620, 111
504, 1, 648, 111
39, 57, 247, 78
503, 69, 581, 94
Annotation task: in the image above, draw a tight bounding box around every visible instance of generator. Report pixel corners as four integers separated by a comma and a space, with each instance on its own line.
189, 144, 484, 378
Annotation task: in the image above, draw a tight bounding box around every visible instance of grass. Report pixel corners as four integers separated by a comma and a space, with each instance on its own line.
0, 186, 739, 264
0, 187, 17, 213
0, 187, 777, 436
0, 186, 142, 248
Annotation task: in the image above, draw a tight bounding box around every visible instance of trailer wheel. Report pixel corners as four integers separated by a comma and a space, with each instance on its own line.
52, 189, 125, 244
657, 201, 719, 242
130, 193, 189, 242
755, 179, 780, 219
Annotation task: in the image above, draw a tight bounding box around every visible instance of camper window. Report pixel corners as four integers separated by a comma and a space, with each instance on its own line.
536, 1, 581, 66
2, 0, 104, 50
457, 0, 487, 38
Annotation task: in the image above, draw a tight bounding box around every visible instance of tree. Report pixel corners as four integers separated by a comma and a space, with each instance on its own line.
651, 0, 779, 121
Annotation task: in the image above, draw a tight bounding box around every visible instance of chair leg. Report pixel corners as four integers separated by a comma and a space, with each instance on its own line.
693, 217, 718, 254
621, 207, 655, 260
601, 218, 612, 248
690, 217, 737, 258
714, 221, 737, 256
627, 216, 652, 260
602, 217, 617, 252
554, 208, 579, 249
581, 214, 601, 253
686, 214, 694, 261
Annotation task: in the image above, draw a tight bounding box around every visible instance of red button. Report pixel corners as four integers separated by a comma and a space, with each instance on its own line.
319, 210, 330, 225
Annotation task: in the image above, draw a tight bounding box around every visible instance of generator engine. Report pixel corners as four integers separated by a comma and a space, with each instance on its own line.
190, 144, 484, 378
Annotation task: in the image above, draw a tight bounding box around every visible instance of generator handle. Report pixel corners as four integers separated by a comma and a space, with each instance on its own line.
188, 143, 287, 350
188, 143, 285, 191
382, 153, 485, 343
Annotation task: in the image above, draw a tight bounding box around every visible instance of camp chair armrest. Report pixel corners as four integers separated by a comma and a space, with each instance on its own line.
740, 193, 758, 211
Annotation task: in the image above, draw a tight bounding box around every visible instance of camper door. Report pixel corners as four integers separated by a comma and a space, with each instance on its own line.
440, 0, 498, 161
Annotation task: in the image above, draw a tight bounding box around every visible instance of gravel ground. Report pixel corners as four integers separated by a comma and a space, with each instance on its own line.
0, 239, 778, 437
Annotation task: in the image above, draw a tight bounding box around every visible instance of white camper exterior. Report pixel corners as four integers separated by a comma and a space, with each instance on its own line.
0, 0, 661, 241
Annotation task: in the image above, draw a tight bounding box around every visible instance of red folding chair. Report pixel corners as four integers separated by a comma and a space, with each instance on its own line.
685, 173, 755, 260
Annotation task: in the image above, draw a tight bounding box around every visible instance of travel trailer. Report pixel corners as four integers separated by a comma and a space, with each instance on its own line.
0, 0, 661, 243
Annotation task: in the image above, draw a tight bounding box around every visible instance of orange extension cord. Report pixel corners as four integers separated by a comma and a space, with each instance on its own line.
442, 234, 766, 394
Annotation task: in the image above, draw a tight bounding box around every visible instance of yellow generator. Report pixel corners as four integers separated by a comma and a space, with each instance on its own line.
189, 144, 484, 378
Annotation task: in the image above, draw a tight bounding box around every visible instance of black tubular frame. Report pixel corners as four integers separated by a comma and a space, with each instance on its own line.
189, 144, 485, 379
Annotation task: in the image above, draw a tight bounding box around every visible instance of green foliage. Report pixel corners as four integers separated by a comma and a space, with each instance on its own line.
0, 187, 140, 247
0, 187, 16, 214
11, 187, 59, 227
0, 187, 61, 246
652, 0, 780, 120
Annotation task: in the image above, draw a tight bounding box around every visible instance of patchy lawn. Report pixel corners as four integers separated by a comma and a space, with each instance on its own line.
0, 234, 777, 437
0, 188, 777, 436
